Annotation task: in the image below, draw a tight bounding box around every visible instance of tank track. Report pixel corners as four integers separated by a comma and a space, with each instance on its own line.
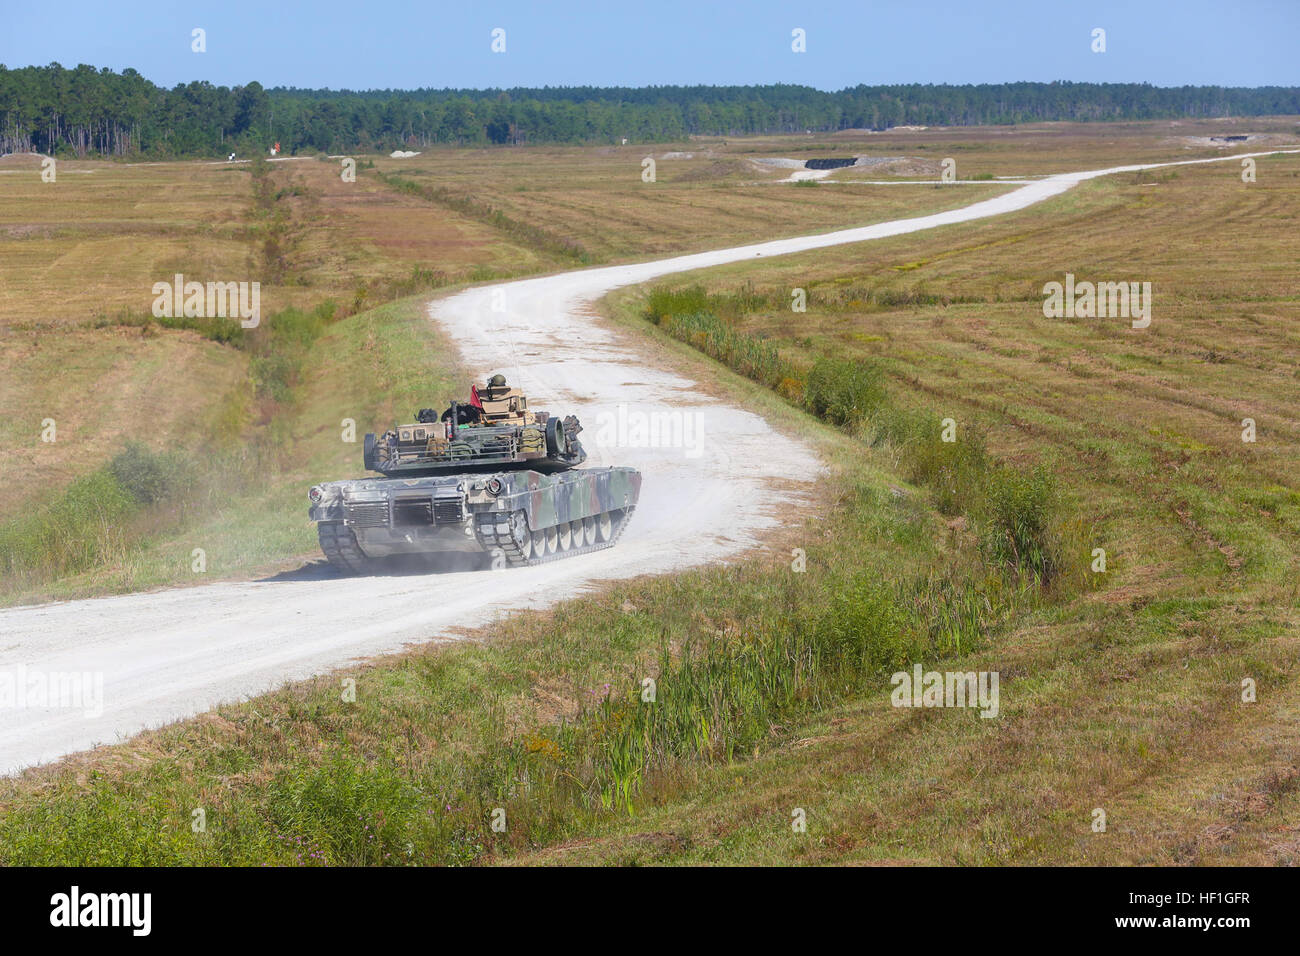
317, 521, 374, 574
474, 507, 636, 568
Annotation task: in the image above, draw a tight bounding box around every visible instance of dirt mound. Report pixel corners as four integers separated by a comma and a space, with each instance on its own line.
671, 159, 749, 182
0, 152, 47, 168
846, 156, 941, 177
1170, 133, 1287, 149
748, 157, 806, 170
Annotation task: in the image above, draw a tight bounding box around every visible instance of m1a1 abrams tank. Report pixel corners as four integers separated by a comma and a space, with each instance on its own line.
307, 374, 641, 573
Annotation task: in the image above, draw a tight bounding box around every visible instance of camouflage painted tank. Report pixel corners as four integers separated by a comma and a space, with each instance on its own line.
308, 374, 641, 572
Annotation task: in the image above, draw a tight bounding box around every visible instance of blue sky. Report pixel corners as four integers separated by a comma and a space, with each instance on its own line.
2, 0, 1297, 90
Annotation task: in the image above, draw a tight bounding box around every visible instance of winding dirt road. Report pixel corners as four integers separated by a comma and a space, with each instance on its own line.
1, 148, 1294, 774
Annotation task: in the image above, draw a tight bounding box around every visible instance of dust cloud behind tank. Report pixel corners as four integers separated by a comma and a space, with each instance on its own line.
308, 374, 641, 572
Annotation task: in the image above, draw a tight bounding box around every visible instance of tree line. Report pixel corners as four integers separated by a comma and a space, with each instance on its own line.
3, 63, 1298, 158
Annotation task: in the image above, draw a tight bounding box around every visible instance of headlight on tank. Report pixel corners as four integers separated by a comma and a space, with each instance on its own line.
485, 478, 504, 496
309, 485, 325, 504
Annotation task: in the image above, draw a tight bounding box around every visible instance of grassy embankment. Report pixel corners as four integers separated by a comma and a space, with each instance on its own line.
0, 290, 478, 604
0, 156, 488, 603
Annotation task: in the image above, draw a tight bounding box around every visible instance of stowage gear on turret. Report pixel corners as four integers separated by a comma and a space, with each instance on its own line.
363, 373, 586, 476
308, 374, 640, 573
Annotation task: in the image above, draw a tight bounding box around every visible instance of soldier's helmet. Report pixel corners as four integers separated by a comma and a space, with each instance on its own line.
488, 373, 507, 388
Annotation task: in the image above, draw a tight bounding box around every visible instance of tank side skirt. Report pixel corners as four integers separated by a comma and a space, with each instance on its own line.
475, 505, 637, 567
312, 467, 640, 571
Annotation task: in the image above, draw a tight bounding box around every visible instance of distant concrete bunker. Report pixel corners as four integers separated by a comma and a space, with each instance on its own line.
804, 157, 859, 170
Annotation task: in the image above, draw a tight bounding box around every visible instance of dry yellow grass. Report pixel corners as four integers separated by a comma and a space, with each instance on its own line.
368, 143, 1006, 260
0, 155, 252, 325
536, 142, 1300, 865
0, 326, 248, 521
0, 154, 539, 328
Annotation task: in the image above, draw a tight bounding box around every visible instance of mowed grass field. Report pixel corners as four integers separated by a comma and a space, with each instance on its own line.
0, 135, 1010, 594
368, 142, 1006, 260
0, 153, 515, 541
0, 153, 532, 328
0, 155, 251, 325
748, 114, 1300, 179
2, 121, 1298, 865
0, 327, 248, 521
6, 115, 1294, 329
556, 149, 1300, 864
365, 116, 1300, 263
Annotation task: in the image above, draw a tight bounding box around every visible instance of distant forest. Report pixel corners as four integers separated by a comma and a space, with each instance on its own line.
3, 63, 1299, 158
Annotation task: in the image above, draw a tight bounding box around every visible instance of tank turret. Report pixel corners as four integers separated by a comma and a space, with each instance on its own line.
363, 374, 586, 476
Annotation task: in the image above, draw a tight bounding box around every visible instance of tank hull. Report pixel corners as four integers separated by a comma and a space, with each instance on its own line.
309, 466, 641, 572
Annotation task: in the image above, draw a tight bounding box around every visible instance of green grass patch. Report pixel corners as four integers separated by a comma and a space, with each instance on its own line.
0, 294, 466, 606
642, 285, 1070, 584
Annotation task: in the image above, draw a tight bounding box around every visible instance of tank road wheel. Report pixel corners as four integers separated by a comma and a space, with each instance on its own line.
475, 503, 637, 567
317, 521, 374, 575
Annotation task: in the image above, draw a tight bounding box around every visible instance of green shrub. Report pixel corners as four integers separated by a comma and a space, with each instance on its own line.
979, 465, 1059, 581
862, 403, 920, 448
814, 575, 920, 673
0, 443, 201, 580
0, 469, 135, 577
802, 356, 884, 426
109, 442, 187, 505
645, 305, 795, 390
897, 416, 989, 516
494, 570, 934, 817
247, 302, 337, 400
644, 285, 711, 325
267, 757, 428, 865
